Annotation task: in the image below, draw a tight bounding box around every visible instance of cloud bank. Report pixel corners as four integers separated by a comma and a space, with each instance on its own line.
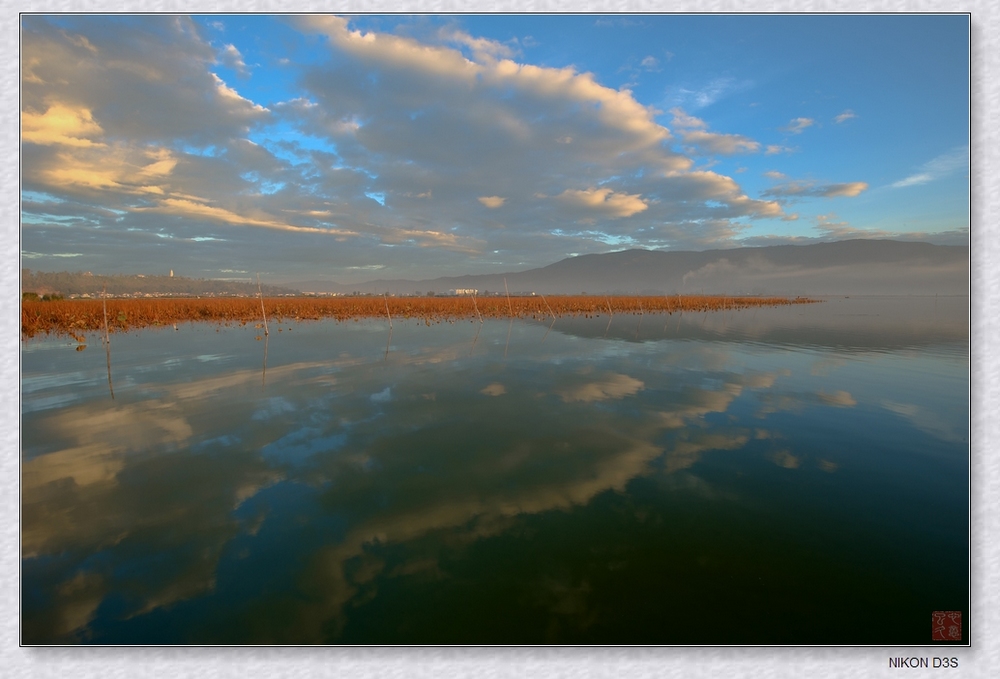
19, 15, 967, 282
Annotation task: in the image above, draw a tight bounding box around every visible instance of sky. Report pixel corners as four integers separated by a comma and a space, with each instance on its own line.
20, 14, 970, 284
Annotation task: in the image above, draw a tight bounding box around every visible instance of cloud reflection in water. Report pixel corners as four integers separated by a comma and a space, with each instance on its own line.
20, 304, 968, 643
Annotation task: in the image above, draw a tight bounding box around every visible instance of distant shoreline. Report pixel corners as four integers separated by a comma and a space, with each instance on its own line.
21, 295, 818, 340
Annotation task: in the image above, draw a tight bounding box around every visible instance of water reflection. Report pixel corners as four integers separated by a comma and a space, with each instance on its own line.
21, 297, 969, 644
549, 295, 968, 352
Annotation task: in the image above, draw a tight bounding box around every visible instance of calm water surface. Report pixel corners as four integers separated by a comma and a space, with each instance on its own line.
21, 296, 969, 644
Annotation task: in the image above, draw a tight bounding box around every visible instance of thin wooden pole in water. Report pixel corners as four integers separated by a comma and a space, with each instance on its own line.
383, 292, 393, 329
672, 295, 683, 335
471, 292, 483, 324
257, 273, 269, 336
504, 277, 514, 318
604, 296, 613, 337
102, 284, 114, 400
540, 293, 556, 343
102, 284, 109, 344
540, 293, 555, 322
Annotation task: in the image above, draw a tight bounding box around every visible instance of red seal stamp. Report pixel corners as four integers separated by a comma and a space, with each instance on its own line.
932, 611, 962, 641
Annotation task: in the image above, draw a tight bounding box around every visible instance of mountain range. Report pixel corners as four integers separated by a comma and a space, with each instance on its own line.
290, 240, 968, 296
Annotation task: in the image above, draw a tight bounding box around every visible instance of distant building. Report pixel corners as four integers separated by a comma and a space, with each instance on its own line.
451, 288, 478, 296
169, 270, 174, 277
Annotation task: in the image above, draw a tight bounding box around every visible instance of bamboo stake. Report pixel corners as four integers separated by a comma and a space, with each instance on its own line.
471, 292, 483, 324
540, 293, 555, 322
102, 284, 110, 345
504, 278, 514, 318
383, 292, 393, 329
257, 273, 269, 336
102, 284, 114, 400
539, 292, 557, 343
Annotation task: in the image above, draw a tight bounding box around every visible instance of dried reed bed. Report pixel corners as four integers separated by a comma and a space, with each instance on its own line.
21, 295, 817, 339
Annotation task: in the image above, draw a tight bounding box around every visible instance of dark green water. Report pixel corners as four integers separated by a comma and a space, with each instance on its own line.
21, 296, 969, 644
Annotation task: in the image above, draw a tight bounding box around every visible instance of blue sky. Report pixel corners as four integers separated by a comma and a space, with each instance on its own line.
20, 14, 969, 284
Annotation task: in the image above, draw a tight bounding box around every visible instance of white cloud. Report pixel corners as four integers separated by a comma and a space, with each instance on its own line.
681, 130, 760, 155
669, 108, 708, 129
21, 251, 84, 259
821, 182, 868, 197
892, 173, 933, 188
671, 171, 782, 218
478, 196, 506, 209
211, 73, 268, 112
439, 28, 517, 61
381, 227, 484, 254
555, 188, 649, 218
21, 17, 270, 146
669, 107, 759, 155
834, 109, 857, 123
21, 16, 802, 278
219, 43, 248, 75
782, 117, 815, 134
21, 104, 105, 147
136, 197, 358, 235
765, 144, 795, 155
812, 215, 968, 245
672, 77, 753, 110
892, 146, 968, 188
763, 180, 868, 199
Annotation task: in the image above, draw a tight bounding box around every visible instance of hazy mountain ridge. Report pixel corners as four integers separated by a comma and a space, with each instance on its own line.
292, 240, 968, 296
21, 270, 297, 297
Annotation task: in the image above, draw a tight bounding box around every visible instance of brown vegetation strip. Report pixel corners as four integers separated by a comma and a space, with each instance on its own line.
21, 295, 818, 339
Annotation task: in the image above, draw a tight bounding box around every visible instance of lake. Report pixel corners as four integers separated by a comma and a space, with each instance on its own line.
20, 295, 969, 644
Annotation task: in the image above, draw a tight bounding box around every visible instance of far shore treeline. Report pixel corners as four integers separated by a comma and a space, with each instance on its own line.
21, 269, 298, 299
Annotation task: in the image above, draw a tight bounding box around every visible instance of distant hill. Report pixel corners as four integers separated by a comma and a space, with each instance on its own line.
21, 270, 299, 297
290, 240, 968, 296
26, 240, 967, 298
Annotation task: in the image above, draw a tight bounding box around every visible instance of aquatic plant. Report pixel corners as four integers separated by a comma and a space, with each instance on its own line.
21, 295, 817, 339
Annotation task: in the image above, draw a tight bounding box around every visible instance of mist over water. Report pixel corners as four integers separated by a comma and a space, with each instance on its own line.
21, 296, 968, 644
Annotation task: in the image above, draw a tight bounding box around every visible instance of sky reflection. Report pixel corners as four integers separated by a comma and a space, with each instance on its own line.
21, 298, 968, 643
